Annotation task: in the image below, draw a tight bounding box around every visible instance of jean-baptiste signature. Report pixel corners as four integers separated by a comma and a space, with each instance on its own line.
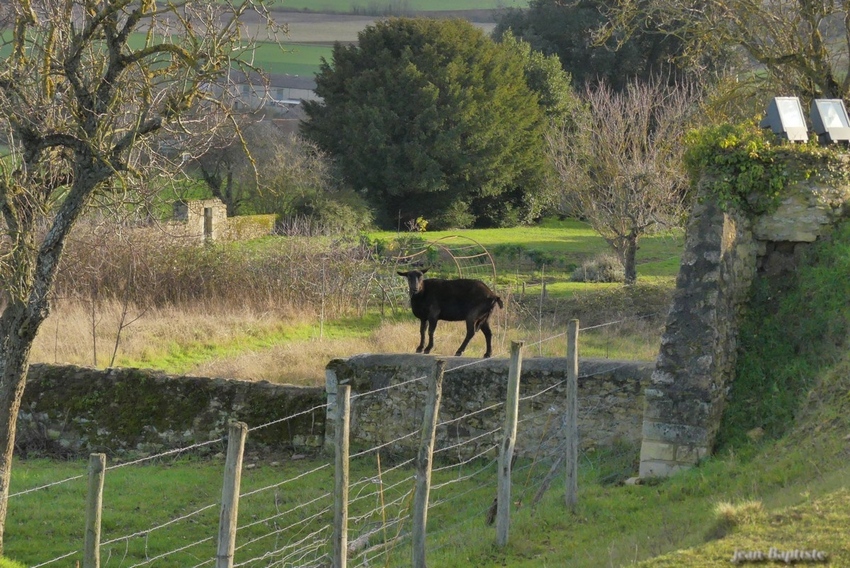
730, 548, 828, 564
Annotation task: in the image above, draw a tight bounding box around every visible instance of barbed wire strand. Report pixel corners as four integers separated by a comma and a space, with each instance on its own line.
101, 502, 218, 546
348, 457, 415, 495
432, 455, 498, 491
350, 429, 419, 460
350, 373, 428, 400
107, 438, 222, 471
436, 400, 504, 428
9, 473, 86, 498
348, 474, 414, 509
239, 462, 331, 499
349, 488, 413, 526
126, 534, 214, 568
248, 401, 330, 433
234, 504, 332, 553
30, 549, 78, 568
434, 429, 500, 459
237, 491, 331, 533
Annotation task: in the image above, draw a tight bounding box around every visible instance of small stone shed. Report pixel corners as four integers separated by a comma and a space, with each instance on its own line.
173, 198, 228, 241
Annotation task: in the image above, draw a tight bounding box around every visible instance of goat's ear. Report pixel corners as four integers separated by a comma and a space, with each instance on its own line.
397, 271, 407, 277
421, 268, 429, 274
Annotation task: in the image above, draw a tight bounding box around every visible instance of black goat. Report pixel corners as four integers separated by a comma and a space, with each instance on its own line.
397, 269, 503, 358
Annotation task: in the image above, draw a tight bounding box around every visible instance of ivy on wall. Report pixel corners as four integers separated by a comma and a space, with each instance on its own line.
684, 121, 850, 217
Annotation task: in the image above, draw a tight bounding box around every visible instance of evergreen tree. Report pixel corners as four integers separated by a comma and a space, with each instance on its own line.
494, 0, 689, 91
303, 18, 553, 229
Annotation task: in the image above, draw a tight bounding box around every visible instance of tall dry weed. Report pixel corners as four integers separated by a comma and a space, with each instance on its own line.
55, 219, 378, 318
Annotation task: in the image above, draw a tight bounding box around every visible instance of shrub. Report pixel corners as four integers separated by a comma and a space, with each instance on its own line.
491, 243, 526, 264
527, 249, 557, 270
54, 219, 378, 318
716, 218, 850, 448
278, 188, 374, 236
571, 254, 625, 283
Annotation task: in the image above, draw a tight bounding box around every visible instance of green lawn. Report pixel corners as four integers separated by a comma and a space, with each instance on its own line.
368, 217, 684, 293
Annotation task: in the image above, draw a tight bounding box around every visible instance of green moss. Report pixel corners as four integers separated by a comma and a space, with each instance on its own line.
684, 121, 850, 217
22, 365, 324, 454
717, 218, 850, 448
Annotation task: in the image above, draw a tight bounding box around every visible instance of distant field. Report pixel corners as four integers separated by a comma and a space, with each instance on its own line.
257, 42, 333, 76
265, 7, 501, 75
275, 0, 524, 12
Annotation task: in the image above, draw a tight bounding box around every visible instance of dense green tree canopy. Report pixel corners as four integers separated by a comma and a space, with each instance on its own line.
493, 0, 690, 91
302, 18, 554, 229
498, 31, 584, 125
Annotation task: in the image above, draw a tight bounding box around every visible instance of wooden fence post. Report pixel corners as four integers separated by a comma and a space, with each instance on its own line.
216, 421, 248, 568
497, 341, 523, 546
83, 453, 106, 568
565, 319, 579, 511
333, 384, 351, 568
412, 358, 445, 568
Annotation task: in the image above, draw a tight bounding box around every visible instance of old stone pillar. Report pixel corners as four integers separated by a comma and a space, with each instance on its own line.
640, 171, 850, 477
639, 196, 757, 477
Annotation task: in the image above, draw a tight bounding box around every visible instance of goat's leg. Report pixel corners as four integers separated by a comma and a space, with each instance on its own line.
416, 319, 427, 353
480, 321, 493, 358
455, 319, 476, 356
424, 318, 437, 354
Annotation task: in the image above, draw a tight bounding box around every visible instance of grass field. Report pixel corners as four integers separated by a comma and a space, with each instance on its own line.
5, 380, 849, 567
9, 217, 850, 567
262, 42, 334, 76
30, 219, 681, 384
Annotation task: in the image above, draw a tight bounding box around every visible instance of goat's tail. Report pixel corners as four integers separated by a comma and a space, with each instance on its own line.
493, 296, 504, 310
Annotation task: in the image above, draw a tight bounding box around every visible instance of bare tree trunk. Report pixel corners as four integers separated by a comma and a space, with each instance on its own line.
0, 173, 97, 553
624, 235, 638, 285
0, 303, 41, 553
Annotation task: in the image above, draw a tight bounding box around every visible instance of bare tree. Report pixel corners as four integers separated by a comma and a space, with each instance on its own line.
600, 0, 850, 101
547, 78, 701, 284
192, 118, 336, 217
0, 0, 282, 551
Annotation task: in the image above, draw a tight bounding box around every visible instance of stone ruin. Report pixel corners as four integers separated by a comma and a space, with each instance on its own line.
639, 171, 850, 477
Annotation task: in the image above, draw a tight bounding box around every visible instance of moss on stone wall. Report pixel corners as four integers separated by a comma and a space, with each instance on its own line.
17, 364, 325, 458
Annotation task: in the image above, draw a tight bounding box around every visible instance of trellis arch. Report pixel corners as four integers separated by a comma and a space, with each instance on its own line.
392, 235, 497, 287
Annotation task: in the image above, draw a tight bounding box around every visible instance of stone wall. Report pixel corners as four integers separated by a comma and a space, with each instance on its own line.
16, 364, 326, 458
325, 354, 652, 460
639, 177, 850, 477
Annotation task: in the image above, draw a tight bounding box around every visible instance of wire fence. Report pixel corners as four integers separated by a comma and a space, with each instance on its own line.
10, 317, 645, 568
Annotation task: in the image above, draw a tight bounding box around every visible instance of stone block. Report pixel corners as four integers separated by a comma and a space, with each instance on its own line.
639, 459, 689, 478
674, 444, 709, 464
642, 420, 709, 446
639, 440, 676, 462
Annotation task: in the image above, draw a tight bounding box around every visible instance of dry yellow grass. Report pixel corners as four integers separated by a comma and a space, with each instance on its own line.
29, 297, 664, 387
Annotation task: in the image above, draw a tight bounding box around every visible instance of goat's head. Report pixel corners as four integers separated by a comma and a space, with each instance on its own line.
397, 268, 428, 296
